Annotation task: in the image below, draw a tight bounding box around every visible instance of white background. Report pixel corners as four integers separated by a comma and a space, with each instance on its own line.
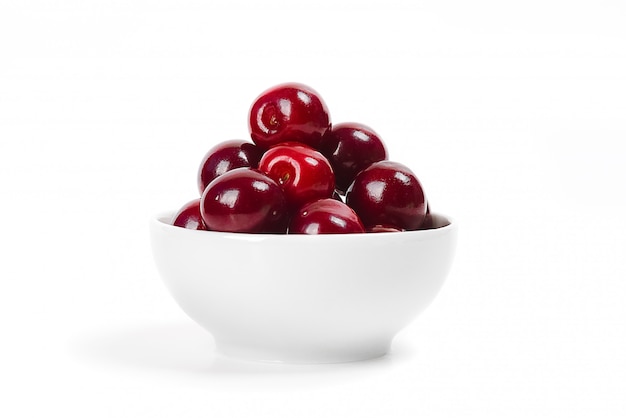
1, 1, 625, 416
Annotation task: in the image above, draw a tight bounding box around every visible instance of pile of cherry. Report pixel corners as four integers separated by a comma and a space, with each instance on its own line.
172, 82, 434, 234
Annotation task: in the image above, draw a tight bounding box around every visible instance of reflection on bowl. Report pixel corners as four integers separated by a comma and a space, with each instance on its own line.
150, 212, 457, 363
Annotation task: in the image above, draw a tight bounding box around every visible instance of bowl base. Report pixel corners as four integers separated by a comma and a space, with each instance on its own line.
215, 340, 391, 364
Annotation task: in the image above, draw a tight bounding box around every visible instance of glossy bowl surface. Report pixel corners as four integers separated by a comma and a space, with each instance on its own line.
150, 212, 457, 363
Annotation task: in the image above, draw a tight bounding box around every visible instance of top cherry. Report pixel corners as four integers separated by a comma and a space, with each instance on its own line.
248, 83, 331, 149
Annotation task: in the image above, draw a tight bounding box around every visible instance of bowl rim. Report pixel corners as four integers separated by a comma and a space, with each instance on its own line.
152, 211, 456, 241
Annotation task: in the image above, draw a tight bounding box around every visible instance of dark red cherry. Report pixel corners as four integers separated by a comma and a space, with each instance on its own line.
258, 143, 335, 210
320, 122, 388, 193
346, 161, 428, 231
367, 225, 404, 233
417, 214, 436, 230
201, 168, 288, 233
248, 83, 331, 149
416, 202, 437, 229
288, 198, 365, 234
417, 210, 451, 230
197, 139, 263, 195
172, 199, 207, 230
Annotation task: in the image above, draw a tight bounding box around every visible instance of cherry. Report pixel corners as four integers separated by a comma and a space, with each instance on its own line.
258, 143, 335, 210
416, 206, 450, 230
172, 199, 207, 230
201, 168, 289, 233
288, 198, 365, 234
417, 215, 436, 230
367, 225, 404, 233
171, 83, 442, 236
346, 161, 428, 231
249, 83, 331, 149
320, 122, 388, 193
197, 139, 263, 195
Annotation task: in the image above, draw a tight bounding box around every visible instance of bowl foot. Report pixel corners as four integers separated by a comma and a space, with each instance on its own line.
215, 340, 391, 364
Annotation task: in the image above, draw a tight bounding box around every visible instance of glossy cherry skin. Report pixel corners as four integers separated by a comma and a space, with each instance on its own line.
201, 168, 289, 233
416, 205, 449, 230
249, 83, 331, 149
416, 214, 437, 230
258, 143, 335, 210
367, 224, 404, 233
197, 139, 263, 195
288, 198, 365, 234
346, 161, 428, 231
172, 199, 207, 230
320, 122, 388, 193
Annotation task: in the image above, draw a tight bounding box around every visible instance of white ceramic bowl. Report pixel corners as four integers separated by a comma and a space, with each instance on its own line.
150, 212, 458, 363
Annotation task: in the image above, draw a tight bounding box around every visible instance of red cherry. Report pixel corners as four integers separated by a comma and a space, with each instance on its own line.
367, 225, 404, 233
172, 199, 207, 230
414, 202, 437, 229
201, 168, 289, 233
258, 143, 335, 210
197, 139, 263, 195
249, 83, 331, 149
346, 161, 428, 231
416, 209, 450, 230
288, 198, 365, 234
320, 122, 388, 193
417, 214, 436, 230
